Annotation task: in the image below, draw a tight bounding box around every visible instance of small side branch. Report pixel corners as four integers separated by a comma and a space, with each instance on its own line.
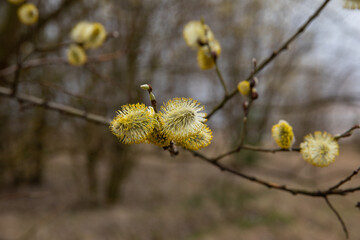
0, 50, 123, 77
189, 148, 360, 198
335, 125, 360, 141
329, 166, 360, 191
10, 53, 22, 97
215, 62, 229, 96
324, 196, 349, 239
0, 86, 111, 126
207, 0, 332, 119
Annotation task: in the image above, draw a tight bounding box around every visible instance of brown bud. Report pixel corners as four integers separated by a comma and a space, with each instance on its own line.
251, 89, 258, 100
249, 78, 256, 88
211, 51, 218, 62
243, 101, 249, 111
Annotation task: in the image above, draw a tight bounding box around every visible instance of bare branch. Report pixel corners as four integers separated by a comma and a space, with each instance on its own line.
10, 53, 22, 97
329, 166, 360, 191
207, 0, 332, 120
0, 50, 122, 77
324, 196, 349, 239
2, 85, 357, 200
0, 86, 111, 125
242, 145, 300, 153
189, 148, 360, 198
206, 123, 357, 165
34, 31, 120, 53
214, 62, 229, 96
335, 125, 360, 141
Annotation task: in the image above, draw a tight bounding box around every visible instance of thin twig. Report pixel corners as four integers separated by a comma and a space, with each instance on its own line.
335, 125, 360, 140
215, 62, 229, 96
190, 149, 360, 198
34, 31, 120, 53
0, 50, 122, 77
207, 0, 332, 120
263, 95, 360, 113
201, 19, 229, 96
209, 122, 357, 168
329, 166, 360, 191
235, 59, 258, 152
213, 145, 300, 161
0, 86, 111, 125
242, 144, 300, 153
10, 53, 22, 97
34, 80, 110, 105
324, 196, 349, 239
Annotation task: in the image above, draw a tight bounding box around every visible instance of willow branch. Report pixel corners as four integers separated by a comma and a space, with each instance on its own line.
0, 87, 359, 199
324, 196, 349, 239
30, 80, 110, 105
329, 166, 360, 191
213, 145, 300, 161
211, 124, 358, 163
10, 53, 22, 97
264, 95, 360, 113
34, 31, 119, 53
0, 86, 111, 125
0, 50, 122, 77
207, 0, 332, 120
242, 145, 300, 153
335, 125, 360, 140
191, 149, 360, 198
214, 62, 229, 96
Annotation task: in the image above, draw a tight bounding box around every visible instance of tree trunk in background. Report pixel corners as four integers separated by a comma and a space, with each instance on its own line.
10, 108, 46, 186
28, 108, 46, 185
104, 142, 133, 204
84, 123, 101, 204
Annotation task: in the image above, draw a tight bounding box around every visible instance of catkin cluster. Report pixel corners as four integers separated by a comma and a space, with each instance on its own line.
110, 95, 212, 151
271, 120, 339, 167
67, 22, 107, 66
8, 0, 39, 25
183, 20, 221, 70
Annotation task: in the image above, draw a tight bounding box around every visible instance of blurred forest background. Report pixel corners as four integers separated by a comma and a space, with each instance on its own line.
0, 0, 359, 239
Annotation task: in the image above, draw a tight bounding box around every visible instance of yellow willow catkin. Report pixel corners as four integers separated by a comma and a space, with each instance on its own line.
67, 44, 87, 66
17, 3, 39, 25
300, 131, 339, 167
110, 104, 156, 144
159, 97, 207, 142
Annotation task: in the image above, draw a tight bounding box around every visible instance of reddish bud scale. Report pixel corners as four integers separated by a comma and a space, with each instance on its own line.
251, 90, 258, 100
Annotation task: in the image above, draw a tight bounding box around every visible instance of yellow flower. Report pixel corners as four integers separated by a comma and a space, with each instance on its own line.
343, 0, 360, 9
197, 40, 221, 70
17, 3, 39, 25
271, 120, 295, 149
110, 104, 156, 144
67, 44, 87, 66
70, 21, 93, 44
83, 22, 107, 49
237, 81, 250, 96
183, 21, 214, 49
209, 39, 221, 57
300, 131, 339, 167
177, 124, 213, 150
160, 98, 207, 142
70, 22, 107, 49
8, 0, 25, 5
146, 115, 171, 147
197, 48, 214, 70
